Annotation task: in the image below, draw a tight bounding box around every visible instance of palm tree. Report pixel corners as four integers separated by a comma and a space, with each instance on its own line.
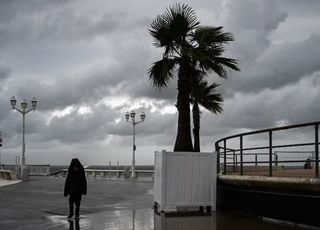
191, 78, 223, 152
148, 4, 239, 152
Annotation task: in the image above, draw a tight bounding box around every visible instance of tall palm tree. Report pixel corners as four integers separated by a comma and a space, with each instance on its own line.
148, 4, 239, 152
191, 78, 223, 152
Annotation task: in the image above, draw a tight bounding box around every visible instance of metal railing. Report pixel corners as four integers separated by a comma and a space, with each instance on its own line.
215, 121, 320, 178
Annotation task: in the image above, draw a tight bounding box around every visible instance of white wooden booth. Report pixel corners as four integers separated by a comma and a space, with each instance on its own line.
154, 150, 217, 212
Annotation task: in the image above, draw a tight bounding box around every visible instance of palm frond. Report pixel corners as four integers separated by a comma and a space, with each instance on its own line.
149, 3, 200, 51
213, 57, 240, 71
201, 61, 228, 78
149, 16, 174, 51
193, 50, 239, 78
191, 79, 223, 114
148, 58, 177, 88
168, 3, 200, 34
193, 26, 234, 46
189, 26, 240, 78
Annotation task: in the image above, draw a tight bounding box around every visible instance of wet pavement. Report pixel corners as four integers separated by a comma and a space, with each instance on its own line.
0, 176, 298, 229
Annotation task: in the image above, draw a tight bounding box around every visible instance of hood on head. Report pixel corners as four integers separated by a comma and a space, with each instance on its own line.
68, 158, 84, 173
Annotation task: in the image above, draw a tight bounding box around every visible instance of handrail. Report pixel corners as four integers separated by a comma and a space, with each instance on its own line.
216, 121, 320, 143
221, 143, 314, 153
215, 121, 320, 178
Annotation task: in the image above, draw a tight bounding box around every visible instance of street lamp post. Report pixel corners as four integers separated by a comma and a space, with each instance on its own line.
0, 131, 2, 169
10, 96, 37, 172
125, 110, 146, 178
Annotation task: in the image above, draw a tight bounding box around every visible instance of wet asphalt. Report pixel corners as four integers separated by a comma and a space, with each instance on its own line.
0, 176, 153, 229
0, 176, 297, 230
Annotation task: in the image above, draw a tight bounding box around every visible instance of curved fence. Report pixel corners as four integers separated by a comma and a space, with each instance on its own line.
215, 121, 319, 178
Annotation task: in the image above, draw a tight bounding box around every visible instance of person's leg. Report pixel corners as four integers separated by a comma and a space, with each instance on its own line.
68, 219, 74, 230
75, 218, 80, 230
68, 196, 74, 218
75, 195, 82, 218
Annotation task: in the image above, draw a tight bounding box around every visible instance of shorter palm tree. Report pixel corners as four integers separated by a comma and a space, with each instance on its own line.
191, 78, 223, 152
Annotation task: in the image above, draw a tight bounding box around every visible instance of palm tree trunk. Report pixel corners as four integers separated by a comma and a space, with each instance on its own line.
174, 66, 193, 152
192, 102, 200, 152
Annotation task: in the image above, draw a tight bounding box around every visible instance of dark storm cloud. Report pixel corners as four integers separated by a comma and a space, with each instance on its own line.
28, 102, 177, 148
0, 66, 10, 81
44, 104, 116, 143
126, 76, 177, 102
0, 0, 151, 48
10, 66, 127, 111
277, 0, 320, 17
220, 0, 287, 63
201, 72, 320, 137
0, 0, 320, 164
0, 0, 73, 48
224, 32, 320, 94
1, 43, 154, 112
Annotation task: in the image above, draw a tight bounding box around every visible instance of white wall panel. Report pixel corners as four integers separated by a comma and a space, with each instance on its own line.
154, 150, 217, 212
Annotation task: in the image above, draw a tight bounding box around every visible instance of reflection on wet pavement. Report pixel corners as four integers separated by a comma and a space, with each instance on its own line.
68, 219, 80, 230
0, 177, 298, 229
45, 209, 295, 230
46, 209, 154, 230
154, 212, 215, 230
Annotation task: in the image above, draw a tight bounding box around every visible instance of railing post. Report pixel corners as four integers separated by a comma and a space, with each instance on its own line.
223, 139, 227, 175
315, 124, 319, 178
269, 131, 273, 177
240, 135, 243, 175
255, 154, 257, 166
233, 150, 236, 173
215, 143, 220, 174
275, 153, 278, 166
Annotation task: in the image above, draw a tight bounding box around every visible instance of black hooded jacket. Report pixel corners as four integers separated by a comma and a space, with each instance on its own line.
64, 158, 87, 196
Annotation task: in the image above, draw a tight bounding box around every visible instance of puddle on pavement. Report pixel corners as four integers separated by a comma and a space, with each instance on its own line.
46, 215, 91, 230
46, 210, 92, 216
44, 208, 296, 230
45, 209, 153, 230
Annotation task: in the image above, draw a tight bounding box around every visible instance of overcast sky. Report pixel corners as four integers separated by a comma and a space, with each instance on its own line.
0, 0, 319, 165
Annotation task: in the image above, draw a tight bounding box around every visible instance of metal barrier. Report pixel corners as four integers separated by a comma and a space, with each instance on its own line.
2, 165, 50, 177
29, 165, 50, 176
215, 121, 320, 178
51, 168, 154, 179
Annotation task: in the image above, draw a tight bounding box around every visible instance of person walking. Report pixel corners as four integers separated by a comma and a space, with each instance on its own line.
64, 158, 87, 219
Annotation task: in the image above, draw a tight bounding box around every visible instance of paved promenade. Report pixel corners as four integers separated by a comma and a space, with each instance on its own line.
0, 176, 296, 229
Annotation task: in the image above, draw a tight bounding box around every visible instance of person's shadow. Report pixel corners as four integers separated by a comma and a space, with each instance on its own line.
68, 219, 80, 230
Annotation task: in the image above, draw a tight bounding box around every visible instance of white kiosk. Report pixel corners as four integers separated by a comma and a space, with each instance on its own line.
154, 150, 217, 212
